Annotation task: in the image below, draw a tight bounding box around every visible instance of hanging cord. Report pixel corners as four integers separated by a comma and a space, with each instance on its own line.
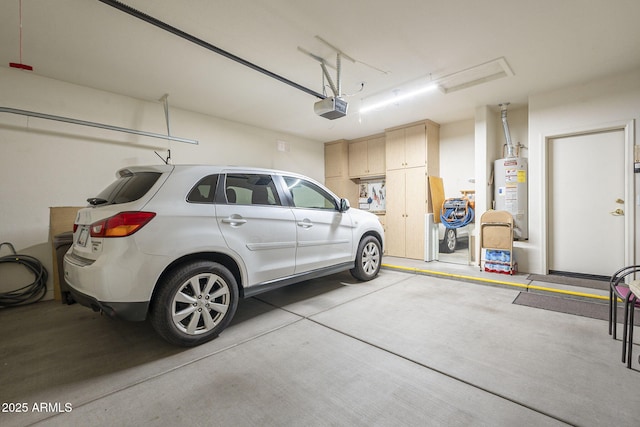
18, 0, 24, 64
0, 242, 48, 308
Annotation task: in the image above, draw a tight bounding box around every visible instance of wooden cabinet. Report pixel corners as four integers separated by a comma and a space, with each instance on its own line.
324, 140, 358, 206
384, 120, 440, 260
385, 120, 440, 175
325, 139, 348, 178
348, 135, 385, 178
324, 119, 440, 260
385, 168, 427, 259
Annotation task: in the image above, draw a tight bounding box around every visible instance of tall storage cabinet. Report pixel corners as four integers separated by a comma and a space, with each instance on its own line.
385, 168, 428, 259
384, 120, 440, 259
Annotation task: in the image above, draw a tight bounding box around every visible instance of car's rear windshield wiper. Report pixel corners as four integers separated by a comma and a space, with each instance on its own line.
87, 197, 108, 206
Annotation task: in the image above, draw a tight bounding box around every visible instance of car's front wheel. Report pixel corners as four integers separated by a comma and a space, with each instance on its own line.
150, 260, 238, 347
350, 235, 381, 281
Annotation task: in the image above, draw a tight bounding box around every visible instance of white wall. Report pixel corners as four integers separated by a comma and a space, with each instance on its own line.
440, 109, 527, 200
526, 68, 640, 274
0, 67, 323, 300
439, 119, 475, 199
473, 70, 639, 274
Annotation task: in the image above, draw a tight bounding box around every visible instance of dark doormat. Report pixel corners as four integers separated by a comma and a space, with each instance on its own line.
527, 274, 609, 291
513, 292, 640, 325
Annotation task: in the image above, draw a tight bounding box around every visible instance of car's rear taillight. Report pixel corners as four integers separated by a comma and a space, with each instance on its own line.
73, 223, 78, 233
90, 212, 156, 238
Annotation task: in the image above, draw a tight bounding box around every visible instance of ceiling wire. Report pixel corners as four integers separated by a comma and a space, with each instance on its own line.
18, 0, 23, 64
9, 0, 33, 70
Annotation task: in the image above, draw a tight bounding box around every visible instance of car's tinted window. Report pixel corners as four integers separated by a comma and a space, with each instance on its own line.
94, 172, 161, 205
187, 174, 219, 203
224, 174, 281, 206
284, 176, 336, 210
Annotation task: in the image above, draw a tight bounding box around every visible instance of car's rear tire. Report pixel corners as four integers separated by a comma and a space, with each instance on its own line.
150, 260, 238, 347
440, 228, 457, 253
350, 235, 381, 281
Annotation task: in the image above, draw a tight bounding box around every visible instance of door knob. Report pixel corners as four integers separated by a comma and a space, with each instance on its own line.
610, 208, 624, 216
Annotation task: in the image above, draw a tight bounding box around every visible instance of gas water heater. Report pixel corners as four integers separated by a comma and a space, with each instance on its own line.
494, 103, 528, 240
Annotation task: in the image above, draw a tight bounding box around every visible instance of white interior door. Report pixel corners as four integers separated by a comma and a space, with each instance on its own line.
548, 129, 626, 277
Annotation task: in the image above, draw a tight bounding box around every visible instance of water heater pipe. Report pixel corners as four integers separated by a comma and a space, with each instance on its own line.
499, 102, 515, 158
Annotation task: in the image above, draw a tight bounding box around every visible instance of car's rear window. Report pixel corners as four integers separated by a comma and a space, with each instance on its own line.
94, 171, 161, 205
187, 174, 219, 203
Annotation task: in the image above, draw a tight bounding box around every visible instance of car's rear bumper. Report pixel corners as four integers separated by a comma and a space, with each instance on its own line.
68, 286, 149, 321
63, 238, 166, 301
63, 240, 165, 321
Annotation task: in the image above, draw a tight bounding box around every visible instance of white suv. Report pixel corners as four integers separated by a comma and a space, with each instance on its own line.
64, 165, 384, 346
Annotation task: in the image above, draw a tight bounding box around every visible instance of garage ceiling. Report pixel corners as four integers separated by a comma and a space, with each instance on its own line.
1, 0, 639, 142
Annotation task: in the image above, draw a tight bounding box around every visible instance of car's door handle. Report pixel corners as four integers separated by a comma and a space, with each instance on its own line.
222, 215, 247, 226
297, 219, 313, 228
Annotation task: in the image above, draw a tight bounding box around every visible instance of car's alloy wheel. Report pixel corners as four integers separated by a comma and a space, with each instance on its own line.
150, 261, 238, 346
171, 272, 230, 335
441, 228, 457, 253
350, 235, 381, 281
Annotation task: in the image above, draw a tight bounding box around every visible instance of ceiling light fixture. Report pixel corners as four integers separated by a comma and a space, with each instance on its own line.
359, 57, 514, 114
359, 83, 439, 114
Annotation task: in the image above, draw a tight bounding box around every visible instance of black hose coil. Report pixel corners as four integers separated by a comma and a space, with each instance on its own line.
0, 242, 48, 308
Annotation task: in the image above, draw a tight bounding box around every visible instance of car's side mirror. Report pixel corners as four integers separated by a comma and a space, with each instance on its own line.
338, 198, 350, 212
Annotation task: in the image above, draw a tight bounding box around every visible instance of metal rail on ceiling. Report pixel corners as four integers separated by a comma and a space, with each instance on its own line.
0, 106, 199, 145
97, 0, 326, 100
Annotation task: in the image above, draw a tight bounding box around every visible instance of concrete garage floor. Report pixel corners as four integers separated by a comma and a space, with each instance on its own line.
1, 261, 639, 426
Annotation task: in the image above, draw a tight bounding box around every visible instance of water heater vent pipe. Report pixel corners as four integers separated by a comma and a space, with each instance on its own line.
499, 102, 515, 158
